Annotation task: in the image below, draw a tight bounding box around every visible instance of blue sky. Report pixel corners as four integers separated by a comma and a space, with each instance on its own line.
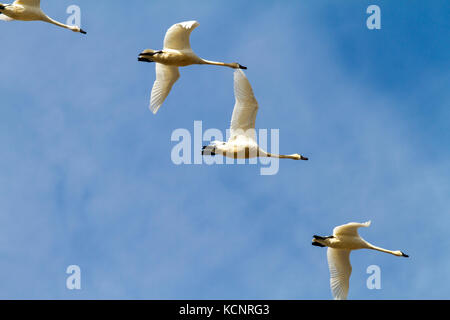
0, 0, 449, 299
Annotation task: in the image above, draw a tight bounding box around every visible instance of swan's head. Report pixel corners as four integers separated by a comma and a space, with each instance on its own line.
0, 4, 5, 10
292, 154, 309, 161
231, 63, 247, 70
138, 49, 159, 63
70, 26, 87, 34
395, 251, 409, 258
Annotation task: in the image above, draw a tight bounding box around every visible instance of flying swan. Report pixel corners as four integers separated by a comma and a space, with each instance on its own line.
0, 0, 86, 34
202, 69, 309, 161
138, 20, 246, 114
312, 221, 409, 300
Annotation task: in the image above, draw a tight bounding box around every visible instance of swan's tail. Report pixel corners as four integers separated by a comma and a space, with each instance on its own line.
0, 14, 13, 21
0, 4, 13, 22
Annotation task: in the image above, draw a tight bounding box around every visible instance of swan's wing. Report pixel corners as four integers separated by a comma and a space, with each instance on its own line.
149, 63, 180, 114
327, 248, 352, 300
0, 14, 14, 21
13, 0, 40, 7
230, 69, 259, 141
333, 221, 371, 237
163, 20, 200, 51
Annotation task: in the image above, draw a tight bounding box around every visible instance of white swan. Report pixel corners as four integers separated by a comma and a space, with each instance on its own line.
138, 20, 246, 114
0, 0, 86, 34
202, 69, 309, 161
312, 221, 409, 300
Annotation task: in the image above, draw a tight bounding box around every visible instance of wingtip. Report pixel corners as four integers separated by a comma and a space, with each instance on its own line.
235, 68, 246, 77
149, 104, 160, 115
179, 20, 200, 29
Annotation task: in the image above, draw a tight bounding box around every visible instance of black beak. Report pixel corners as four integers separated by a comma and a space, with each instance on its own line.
401, 252, 409, 258
238, 64, 247, 70
300, 155, 309, 161
0, 5, 5, 10
80, 29, 87, 35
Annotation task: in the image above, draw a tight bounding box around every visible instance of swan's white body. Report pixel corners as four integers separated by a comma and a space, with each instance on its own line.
202, 69, 308, 161
312, 221, 409, 300
138, 20, 246, 114
0, 0, 86, 34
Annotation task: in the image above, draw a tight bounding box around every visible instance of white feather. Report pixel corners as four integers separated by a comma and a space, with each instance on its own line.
163, 20, 199, 51
327, 248, 352, 300
149, 63, 180, 114
230, 69, 259, 141
0, 14, 14, 21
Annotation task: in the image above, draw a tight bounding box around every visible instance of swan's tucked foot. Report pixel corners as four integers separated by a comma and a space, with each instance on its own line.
138, 57, 154, 63
401, 252, 409, 258
313, 235, 334, 240
202, 146, 216, 156
312, 241, 326, 247
138, 51, 163, 63
138, 50, 163, 62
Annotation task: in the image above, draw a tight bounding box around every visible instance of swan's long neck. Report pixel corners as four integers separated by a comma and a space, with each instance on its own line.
266, 153, 301, 160
366, 243, 401, 256
199, 59, 236, 69
40, 14, 73, 31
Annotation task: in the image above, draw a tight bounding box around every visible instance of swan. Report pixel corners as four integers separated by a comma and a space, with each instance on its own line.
138, 20, 246, 114
201, 69, 309, 161
312, 221, 409, 300
0, 0, 86, 34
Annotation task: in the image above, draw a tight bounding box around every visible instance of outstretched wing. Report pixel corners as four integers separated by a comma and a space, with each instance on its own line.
163, 20, 200, 51
149, 63, 180, 114
13, 0, 40, 7
327, 248, 352, 300
229, 69, 259, 141
333, 221, 371, 237
0, 14, 14, 21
